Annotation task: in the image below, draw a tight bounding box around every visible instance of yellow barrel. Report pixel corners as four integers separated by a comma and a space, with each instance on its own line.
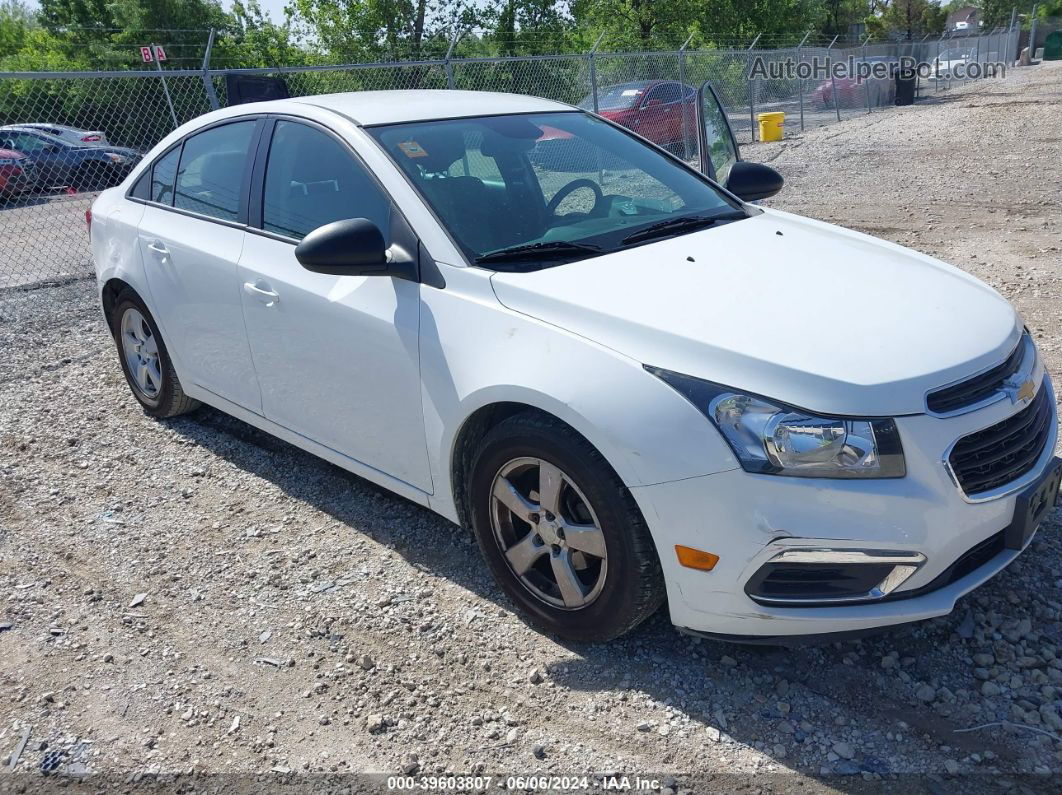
757, 111, 785, 142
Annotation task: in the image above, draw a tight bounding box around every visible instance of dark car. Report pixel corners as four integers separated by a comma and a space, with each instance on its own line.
577, 80, 697, 149
0, 127, 140, 192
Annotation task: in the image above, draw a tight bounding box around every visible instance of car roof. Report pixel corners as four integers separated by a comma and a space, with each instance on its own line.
286, 90, 575, 126
0, 126, 67, 143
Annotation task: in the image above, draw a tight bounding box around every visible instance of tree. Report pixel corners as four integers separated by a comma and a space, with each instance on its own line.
0, 0, 37, 59
571, 0, 697, 50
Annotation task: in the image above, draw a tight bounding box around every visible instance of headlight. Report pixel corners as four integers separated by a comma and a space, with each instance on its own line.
647, 367, 905, 479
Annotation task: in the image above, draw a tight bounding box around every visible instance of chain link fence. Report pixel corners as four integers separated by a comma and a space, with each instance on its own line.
0, 28, 1021, 314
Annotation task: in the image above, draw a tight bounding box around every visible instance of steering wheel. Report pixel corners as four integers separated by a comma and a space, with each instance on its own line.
546, 178, 604, 216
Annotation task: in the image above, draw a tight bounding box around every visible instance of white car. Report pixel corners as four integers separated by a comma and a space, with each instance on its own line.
11, 122, 109, 146
89, 89, 1060, 643
933, 47, 974, 80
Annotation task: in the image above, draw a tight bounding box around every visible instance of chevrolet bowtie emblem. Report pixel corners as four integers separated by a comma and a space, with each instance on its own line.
1016, 379, 1036, 404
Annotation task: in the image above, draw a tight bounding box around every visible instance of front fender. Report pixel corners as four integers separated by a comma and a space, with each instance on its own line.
420, 266, 738, 522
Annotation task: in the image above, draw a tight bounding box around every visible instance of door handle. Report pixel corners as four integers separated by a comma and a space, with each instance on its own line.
147, 240, 169, 256
243, 281, 280, 305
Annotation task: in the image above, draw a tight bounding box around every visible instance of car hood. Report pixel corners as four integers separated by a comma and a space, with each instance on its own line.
489, 208, 1021, 417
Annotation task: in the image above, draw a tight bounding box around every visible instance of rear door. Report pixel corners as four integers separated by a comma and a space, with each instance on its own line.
236, 118, 431, 491
137, 119, 263, 412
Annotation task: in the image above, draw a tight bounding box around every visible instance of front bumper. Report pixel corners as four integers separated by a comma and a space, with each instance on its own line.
631, 375, 1059, 639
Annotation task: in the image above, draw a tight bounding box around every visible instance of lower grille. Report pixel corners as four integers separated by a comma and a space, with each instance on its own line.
948, 384, 1052, 496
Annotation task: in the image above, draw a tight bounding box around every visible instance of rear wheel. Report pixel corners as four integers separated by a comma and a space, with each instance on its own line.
109, 291, 200, 418
468, 412, 665, 642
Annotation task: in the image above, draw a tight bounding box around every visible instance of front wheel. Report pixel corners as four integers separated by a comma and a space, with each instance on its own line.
468, 412, 665, 642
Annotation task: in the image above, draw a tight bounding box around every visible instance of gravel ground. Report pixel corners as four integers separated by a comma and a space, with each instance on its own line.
1, 64, 1061, 790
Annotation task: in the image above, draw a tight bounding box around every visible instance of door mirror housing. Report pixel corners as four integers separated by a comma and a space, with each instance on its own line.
725, 161, 785, 202
295, 218, 414, 279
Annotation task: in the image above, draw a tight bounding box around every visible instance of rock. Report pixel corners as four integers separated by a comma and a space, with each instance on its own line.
528, 669, 544, 685
506, 728, 519, 743
366, 714, 386, 733
956, 612, 975, 639
532, 743, 546, 759
832, 741, 855, 760
916, 684, 936, 702
129, 593, 147, 608
944, 759, 960, 775
720, 655, 737, 667
636, 721, 652, 732
358, 655, 376, 671
981, 681, 1001, 697
401, 754, 419, 775
706, 727, 720, 743
227, 715, 240, 734
259, 630, 272, 644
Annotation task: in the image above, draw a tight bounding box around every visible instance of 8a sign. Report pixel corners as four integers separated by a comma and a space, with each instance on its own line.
139, 45, 168, 63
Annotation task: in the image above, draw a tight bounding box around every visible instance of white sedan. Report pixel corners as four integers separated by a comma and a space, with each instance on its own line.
89, 89, 1060, 643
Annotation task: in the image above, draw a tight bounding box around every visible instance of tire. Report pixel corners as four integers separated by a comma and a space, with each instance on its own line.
109, 290, 200, 418
468, 411, 665, 642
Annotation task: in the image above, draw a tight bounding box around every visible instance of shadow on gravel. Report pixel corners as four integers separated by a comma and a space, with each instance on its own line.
164, 404, 1056, 780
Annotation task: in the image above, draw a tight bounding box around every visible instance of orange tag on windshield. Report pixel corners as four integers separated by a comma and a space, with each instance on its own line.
398, 140, 428, 158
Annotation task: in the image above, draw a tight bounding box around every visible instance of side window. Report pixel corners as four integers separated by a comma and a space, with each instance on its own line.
174, 121, 256, 222
150, 147, 180, 204
261, 121, 391, 242
655, 84, 683, 105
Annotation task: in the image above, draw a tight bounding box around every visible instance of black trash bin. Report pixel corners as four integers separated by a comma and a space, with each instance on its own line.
895, 67, 917, 106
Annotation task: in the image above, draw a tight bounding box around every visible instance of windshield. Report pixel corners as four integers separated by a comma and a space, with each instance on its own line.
369, 111, 744, 270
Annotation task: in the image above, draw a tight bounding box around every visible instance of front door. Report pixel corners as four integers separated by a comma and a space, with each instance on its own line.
138, 120, 263, 412
237, 119, 431, 491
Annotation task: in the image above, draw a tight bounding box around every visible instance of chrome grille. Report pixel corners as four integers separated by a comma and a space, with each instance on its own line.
947, 384, 1052, 496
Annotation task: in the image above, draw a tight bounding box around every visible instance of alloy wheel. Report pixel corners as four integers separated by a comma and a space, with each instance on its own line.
120, 308, 162, 399
489, 457, 608, 609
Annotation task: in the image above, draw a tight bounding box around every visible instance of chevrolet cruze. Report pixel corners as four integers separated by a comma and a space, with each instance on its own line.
89, 88, 1061, 643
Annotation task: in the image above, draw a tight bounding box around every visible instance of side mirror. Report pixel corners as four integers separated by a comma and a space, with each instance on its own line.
295, 218, 391, 276
644, 97, 662, 109
725, 161, 784, 202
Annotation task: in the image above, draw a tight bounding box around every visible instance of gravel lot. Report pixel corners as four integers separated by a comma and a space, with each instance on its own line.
1, 64, 1061, 789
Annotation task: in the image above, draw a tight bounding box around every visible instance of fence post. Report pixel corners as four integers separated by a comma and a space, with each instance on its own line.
747, 33, 761, 141
1029, 4, 1039, 62
152, 43, 180, 128
861, 36, 872, 112
202, 28, 221, 111
590, 32, 607, 112
444, 31, 461, 89
678, 33, 694, 159
827, 36, 841, 122
797, 30, 811, 131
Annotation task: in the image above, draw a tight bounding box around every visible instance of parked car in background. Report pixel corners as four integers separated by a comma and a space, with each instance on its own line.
0, 127, 139, 192
812, 57, 897, 109
8, 122, 109, 146
933, 47, 974, 79
0, 146, 36, 199
578, 80, 697, 149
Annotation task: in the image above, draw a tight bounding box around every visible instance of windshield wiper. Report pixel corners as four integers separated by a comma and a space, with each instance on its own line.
621, 212, 746, 246
475, 240, 602, 265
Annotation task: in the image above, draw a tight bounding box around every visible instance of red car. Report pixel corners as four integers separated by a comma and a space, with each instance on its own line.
578, 80, 697, 149
812, 57, 897, 109
0, 147, 35, 199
